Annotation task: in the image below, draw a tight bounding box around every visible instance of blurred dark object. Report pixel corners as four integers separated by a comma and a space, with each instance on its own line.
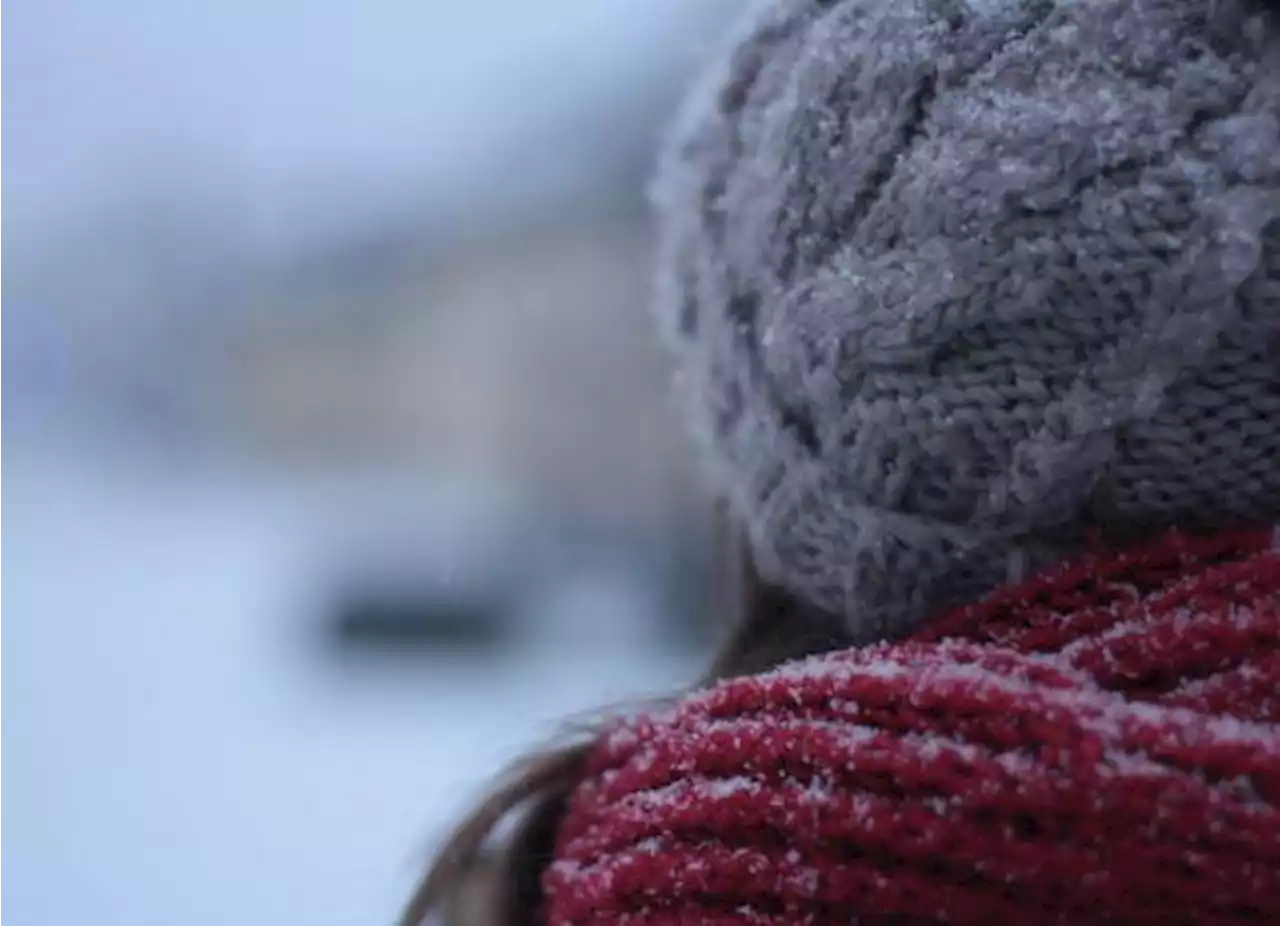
324, 510, 719, 657
331, 583, 513, 651
315, 475, 532, 654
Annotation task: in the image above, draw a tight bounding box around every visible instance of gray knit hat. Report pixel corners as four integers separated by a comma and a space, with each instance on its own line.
655, 0, 1280, 641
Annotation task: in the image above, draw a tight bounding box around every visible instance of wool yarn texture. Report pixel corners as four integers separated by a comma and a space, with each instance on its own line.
544, 527, 1280, 925
654, 0, 1280, 639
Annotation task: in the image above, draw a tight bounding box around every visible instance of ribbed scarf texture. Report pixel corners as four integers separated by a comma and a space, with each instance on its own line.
544, 527, 1280, 924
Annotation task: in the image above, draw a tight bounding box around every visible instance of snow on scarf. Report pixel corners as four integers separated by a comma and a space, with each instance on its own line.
544, 527, 1280, 925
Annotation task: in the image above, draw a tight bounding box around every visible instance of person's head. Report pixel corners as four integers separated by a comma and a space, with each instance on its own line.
405, 0, 1280, 921
657, 0, 1280, 644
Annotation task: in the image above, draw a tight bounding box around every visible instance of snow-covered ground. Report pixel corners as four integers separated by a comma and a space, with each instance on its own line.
3, 434, 700, 925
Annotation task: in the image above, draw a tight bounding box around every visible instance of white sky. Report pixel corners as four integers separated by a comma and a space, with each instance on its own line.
4, 0, 737, 258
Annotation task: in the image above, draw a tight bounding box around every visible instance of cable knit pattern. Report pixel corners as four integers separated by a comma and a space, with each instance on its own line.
653, 0, 1280, 639
544, 527, 1280, 924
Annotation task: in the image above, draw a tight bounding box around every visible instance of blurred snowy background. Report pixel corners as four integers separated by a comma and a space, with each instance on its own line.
2, 3, 745, 923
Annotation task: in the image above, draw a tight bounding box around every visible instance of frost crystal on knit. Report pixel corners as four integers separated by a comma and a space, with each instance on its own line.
653, 0, 1280, 638
544, 527, 1280, 925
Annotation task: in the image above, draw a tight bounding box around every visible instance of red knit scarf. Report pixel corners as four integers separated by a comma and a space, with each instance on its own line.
543, 528, 1280, 925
